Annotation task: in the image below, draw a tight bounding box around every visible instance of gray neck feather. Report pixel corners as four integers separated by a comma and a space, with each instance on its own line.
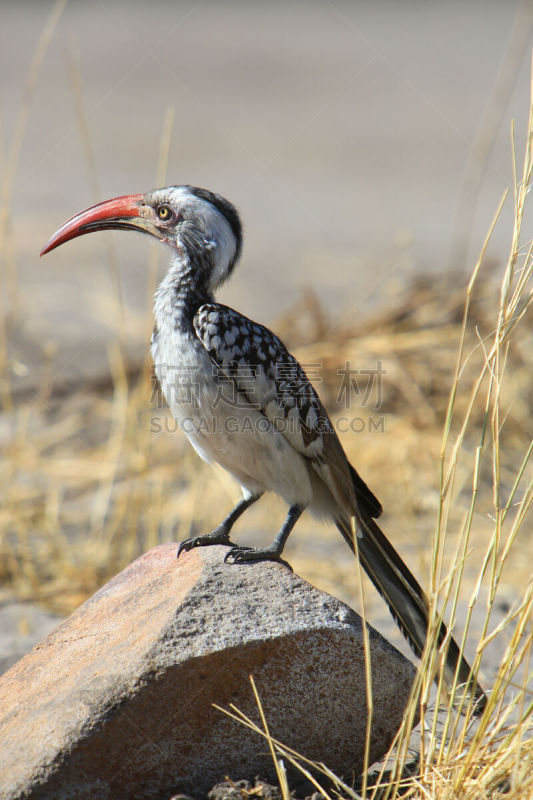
154, 251, 213, 333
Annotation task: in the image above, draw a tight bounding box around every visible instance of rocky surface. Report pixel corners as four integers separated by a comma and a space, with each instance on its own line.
0, 543, 417, 800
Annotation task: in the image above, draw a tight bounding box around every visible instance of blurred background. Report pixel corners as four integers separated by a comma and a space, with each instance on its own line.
1, 0, 532, 685
3, 0, 532, 389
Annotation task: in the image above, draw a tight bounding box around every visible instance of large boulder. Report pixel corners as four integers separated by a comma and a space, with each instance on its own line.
0, 542, 417, 799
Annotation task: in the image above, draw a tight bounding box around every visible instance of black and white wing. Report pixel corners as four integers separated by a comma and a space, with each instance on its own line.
194, 302, 382, 519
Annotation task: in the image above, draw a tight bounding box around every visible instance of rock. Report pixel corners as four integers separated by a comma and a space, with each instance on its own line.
0, 543, 417, 800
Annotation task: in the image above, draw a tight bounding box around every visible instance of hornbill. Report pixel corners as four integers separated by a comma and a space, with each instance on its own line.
41, 185, 487, 713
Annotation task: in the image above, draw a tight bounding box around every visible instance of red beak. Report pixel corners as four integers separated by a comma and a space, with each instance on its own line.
40, 193, 152, 256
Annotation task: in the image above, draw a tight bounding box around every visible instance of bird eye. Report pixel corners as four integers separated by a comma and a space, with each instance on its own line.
156, 204, 173, 221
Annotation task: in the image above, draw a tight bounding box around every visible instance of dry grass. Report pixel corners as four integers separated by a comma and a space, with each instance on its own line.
0, 5, 531, 797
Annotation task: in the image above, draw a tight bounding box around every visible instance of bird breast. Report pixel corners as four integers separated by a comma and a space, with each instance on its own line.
150, 322, 315, 507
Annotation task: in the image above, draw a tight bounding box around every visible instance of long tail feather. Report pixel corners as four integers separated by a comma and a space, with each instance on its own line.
336, 516, 487, 714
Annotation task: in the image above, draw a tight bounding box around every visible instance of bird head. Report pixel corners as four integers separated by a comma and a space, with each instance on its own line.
41, 186, 243, 291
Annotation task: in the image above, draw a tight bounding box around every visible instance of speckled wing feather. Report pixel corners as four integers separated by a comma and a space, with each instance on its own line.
194, 302, 382, 520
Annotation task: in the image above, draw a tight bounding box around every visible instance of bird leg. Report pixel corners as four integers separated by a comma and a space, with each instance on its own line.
224, 504, 304, 564
177, 493, 263, 558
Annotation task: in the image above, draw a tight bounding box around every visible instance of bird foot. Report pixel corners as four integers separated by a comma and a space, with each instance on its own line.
224, 545, 293, 571
177, 526, 234, 559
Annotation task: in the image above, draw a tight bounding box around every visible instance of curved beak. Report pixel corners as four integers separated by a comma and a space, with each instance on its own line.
40, 193, 161, 256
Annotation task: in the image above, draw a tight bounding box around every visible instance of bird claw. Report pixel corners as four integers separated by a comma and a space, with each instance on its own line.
177, 527, 232, 559
223, 546, 253, 564
224, 546, 293, 571
176, 538, 197, 559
